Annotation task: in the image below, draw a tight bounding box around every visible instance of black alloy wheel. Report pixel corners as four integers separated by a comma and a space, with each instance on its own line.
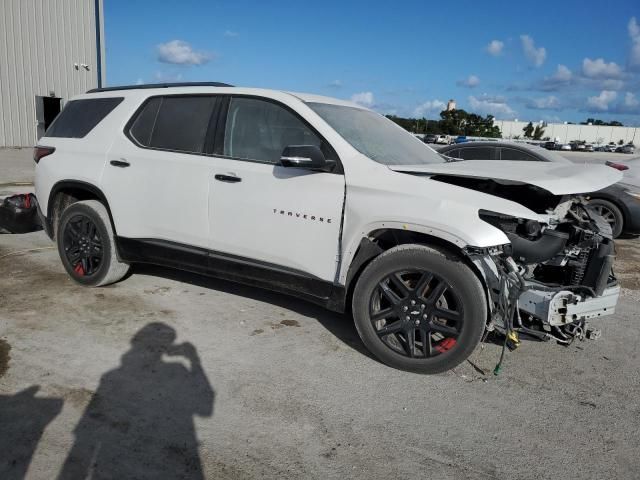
62, 214, 104, 277
369, 269, 463, 358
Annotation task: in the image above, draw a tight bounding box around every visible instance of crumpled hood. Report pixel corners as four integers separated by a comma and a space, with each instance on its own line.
388, 160, 622, 195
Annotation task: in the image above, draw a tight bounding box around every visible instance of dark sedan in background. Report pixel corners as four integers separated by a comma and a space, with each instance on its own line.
436, 141, 640, 238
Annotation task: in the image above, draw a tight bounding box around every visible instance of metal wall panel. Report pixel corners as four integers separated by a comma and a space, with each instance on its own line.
0, 0, 104, 147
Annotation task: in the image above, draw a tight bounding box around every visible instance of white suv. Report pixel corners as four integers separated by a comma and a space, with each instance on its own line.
35, 83, 622, 373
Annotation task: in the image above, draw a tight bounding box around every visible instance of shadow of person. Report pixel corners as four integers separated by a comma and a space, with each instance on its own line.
0, 385, 63, 480
58, 322, 214, 480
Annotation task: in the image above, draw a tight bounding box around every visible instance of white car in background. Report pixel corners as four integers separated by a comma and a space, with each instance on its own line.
34, 82, 622, 374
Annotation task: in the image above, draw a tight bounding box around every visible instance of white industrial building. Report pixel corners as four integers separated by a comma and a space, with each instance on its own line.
494, 120, 639, 145
0, 0, 105, 147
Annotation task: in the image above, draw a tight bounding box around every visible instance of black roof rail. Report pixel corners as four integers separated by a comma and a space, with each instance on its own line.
86, 82, 234, 94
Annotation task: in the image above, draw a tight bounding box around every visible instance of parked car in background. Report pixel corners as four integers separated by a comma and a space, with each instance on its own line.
571, 142, 586, 152
423, 134, 438, 144
454, 135, 468, 144
543, 141, 556, 150
616, 144, 636, 154
559, 144, 572, 151
585, 144, 594, 152
435, 134, 449, 144
438, 141, 640, 238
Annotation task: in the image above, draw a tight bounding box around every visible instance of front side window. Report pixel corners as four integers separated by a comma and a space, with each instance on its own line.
129, 96, 216, 153
500, 148, 538, 161
223, 97, 322, 163
457, 147, 494, 160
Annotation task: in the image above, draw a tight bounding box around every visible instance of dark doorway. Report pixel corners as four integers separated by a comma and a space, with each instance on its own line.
35, 96, 62, 139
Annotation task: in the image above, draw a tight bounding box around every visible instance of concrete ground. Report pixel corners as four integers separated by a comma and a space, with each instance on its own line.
1, 148, 640, 479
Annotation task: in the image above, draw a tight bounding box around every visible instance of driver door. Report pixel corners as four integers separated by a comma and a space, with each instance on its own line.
207, 96, 345, 282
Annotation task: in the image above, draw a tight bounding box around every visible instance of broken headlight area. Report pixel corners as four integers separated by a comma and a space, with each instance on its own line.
473, 198, 619, 347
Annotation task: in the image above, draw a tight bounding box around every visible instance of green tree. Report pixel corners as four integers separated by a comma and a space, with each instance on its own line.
533, 124, 545, 140
523, 122, 534, 138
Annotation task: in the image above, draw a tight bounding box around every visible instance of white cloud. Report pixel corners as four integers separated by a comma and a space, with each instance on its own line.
586, 90, 617, 111
413, 99, 446, 117
223, 30, 239, 37
328, 79, 342, 88
582, 58, 623, 79
468, 94, 515, 118
350, 91, 374, 107
157, 40, 212, 65
624, 92, 639, 108
135, 78, 144, 85
527, 95, 561, 110
629, 17, 640, 68
552, 64, 572, 82
457, 75, 480, 88
520, 35, 546, 67
486, 40, 504, 56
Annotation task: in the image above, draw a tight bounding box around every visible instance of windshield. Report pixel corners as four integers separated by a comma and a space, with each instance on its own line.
307, 102, 445, 165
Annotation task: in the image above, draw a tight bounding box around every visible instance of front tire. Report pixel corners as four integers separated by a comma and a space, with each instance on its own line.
352, 245, 487, 374
57, 200, 130, 287
587, 199, 623, 238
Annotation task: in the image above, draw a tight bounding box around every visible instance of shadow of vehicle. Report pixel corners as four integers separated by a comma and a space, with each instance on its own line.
131, 264, 373, 360
0, 386, 63, 480
57, 322, 214, 480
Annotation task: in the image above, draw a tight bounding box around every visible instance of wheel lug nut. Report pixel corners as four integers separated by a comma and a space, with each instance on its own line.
403, 306, 408, 312
423, 314, 428, 319
421, 304, 425, 309
410, 300, 416, 306
415, 320, 420, 326
406, 316, 410, 321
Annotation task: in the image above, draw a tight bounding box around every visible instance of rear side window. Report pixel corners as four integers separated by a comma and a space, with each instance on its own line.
128, 96, 217, 154
458, 147, 494, 160
46, 97, 123, 138
442, 148, 459, 159
500, 148, 538, 161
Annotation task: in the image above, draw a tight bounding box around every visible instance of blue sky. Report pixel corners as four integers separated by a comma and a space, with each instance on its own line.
104, 0, 640, 125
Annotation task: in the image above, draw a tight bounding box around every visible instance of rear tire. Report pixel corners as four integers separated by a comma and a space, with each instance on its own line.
352, 244, 487, 374
57, 200, 129, 287
587, 199, 623, 238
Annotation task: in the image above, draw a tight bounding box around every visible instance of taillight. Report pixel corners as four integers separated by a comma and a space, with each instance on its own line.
605, 161, 629, 171
33, 146, 55, 163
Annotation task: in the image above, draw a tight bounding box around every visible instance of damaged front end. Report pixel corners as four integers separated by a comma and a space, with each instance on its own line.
467, 196, 619, 346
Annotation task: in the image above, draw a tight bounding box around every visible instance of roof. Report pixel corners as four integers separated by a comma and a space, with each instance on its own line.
86, 82, 234, 93
84, 82, 368, 110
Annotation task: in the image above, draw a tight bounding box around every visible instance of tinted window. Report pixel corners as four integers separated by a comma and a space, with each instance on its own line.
442, 148, 459, 159
46, 97, 123, 138
149, 96, 216, 153
129, 97, 161, 146
458, 147, 494, 160
224, 97, 322, 163
500, 148, 539, 161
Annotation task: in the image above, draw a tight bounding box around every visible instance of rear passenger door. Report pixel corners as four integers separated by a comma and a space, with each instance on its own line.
103, 95, 219, 251
206, 96, 346, 282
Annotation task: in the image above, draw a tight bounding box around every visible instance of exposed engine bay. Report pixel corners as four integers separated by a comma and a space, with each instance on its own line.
443, 176, 620, 348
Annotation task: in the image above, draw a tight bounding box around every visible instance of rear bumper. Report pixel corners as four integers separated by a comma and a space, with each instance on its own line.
519, 283, 620, 326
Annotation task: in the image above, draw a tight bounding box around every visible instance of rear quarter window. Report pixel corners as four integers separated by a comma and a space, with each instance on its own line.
45, 97, 124, 138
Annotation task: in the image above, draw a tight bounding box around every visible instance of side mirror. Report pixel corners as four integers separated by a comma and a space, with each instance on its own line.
280, 145, 335, 172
